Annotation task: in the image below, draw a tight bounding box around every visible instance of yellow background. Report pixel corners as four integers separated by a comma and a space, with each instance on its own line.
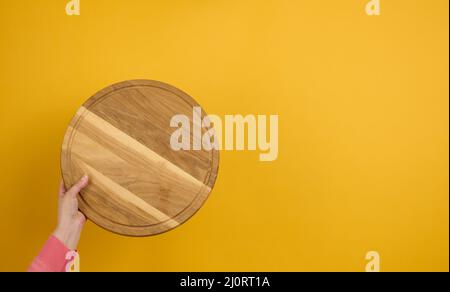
0, 0, 448, 272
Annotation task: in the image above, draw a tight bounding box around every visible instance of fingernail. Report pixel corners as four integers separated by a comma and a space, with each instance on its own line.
81, 175, 89, 183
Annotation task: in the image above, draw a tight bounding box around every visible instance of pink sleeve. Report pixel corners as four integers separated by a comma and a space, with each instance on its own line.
28, 235, 71, 272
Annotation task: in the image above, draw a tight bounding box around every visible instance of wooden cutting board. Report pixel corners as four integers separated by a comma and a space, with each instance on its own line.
61, 80, 219, 236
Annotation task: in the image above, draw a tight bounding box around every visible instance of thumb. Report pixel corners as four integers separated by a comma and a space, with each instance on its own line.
66, 175, 89, 198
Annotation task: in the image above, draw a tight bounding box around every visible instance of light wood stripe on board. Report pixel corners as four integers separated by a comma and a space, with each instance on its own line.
76, 106, 211, 191
78, 160, 179, 228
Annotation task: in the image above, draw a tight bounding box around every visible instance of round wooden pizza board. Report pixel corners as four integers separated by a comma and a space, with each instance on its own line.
61, 80, 219, 236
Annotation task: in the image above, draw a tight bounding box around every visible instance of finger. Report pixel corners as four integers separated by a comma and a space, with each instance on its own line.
66, 175, 89, 198
59, 181, 66, 197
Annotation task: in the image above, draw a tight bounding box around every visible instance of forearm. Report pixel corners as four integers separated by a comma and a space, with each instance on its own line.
29, 177, 88, 272
28, 235, 71, 272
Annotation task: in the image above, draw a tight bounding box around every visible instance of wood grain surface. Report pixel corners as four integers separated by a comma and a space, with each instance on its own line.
61, 80, 219, 236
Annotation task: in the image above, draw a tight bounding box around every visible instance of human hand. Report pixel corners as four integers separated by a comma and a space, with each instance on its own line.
53, 176, 89, 250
